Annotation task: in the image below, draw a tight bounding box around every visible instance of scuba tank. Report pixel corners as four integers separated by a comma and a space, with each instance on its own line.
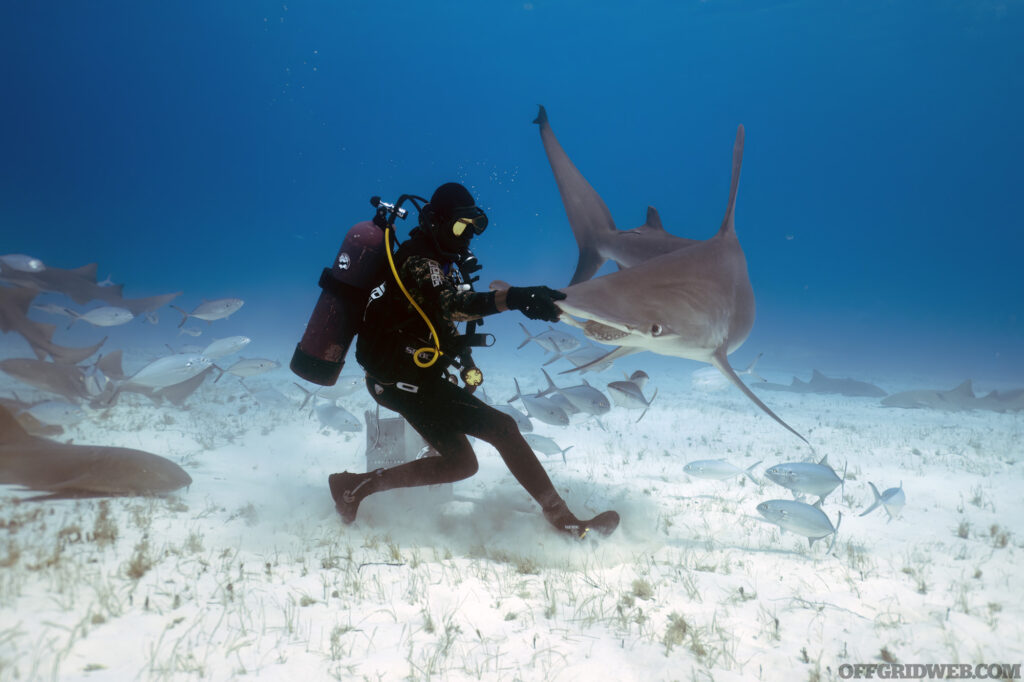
290, 219, 387, 386
290, 195, 425, 386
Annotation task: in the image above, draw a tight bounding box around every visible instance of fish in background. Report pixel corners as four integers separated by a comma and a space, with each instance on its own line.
880, 380, 1024, 412
178, 327, 203, 337
683, 459, 761, 484
126, 353, 214, 389
764, 455, 846, 505
538, 368, 610, 416
0, 286, 107, 364
478, 388, 533, 432
606, 370, 658, 422
859, 482, 905, 522
64, 306, 135, 329
0, 261, 180, 314
533, 106, 805, 444
171, 298, 245, 327
21, 400, 87, 427
523, 433, 573, 463
0, 254, 45, 272
508, 378, 570, 426
0, 405, 191, 500
311, 398, 361, 433
754, 369, 886, 397
0, 358, 96, 403
31, 303, 75, 318
517, 322, 580, 355
215, 358, 280, 384
756, 499, 842, 552
550, 338, 616, 373
202, 336, 251, 360
691, 353, 765, 392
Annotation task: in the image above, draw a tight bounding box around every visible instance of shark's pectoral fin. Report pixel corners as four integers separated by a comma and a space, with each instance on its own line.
710, 348, 808, 444
559, 345, 639, 375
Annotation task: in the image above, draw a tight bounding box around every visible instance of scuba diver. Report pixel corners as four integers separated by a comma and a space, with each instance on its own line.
328, 182, 619, 539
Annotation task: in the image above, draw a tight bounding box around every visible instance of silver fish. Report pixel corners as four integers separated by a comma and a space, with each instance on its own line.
0, 254, 45, 272
129, 353, 213, 389
171, 298, 244, 327
517, 323, 580, 354
756, 499, 842, 551
683, 459, 761, 484
66, 306, 134, 329
313, 399, 361, 433
202, 335, 251, 360
764, 455, 846, 504
23, 401, 87, 426
539, 369, 610, 416
859, 482, 905, 522
523, 433, 573, 463
509, 378, 569, 426
217, 358, 280, 381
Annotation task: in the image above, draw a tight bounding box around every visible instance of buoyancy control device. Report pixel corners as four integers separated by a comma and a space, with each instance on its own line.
290, 195, 425, 386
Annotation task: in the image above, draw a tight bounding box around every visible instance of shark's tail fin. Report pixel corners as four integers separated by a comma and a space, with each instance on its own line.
517, 322, 534, 350
637, 387, 658, 423
0, 406, 30, 444
717, 125, 745, 238
710, 347, 808, 444
170, 304, 190, 328
743, 460, 762, 485
534, 105, 617, 285
859, 482, 883, 517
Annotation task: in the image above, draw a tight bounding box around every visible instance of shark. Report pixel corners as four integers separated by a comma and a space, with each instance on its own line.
0, 405, 191, 500
0, 262, 180, 315
755, 369, 887, 397
533, 107, 806, 443
0, 286, 107, 364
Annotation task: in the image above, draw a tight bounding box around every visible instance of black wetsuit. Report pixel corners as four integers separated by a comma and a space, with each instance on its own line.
352, 229, 563, 510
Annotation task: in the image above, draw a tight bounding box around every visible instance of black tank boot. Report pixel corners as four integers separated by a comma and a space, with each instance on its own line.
329, 469, 384, 524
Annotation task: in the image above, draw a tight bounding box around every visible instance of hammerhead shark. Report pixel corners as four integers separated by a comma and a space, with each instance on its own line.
0, 405, 191, 500
534, 106, 806, 443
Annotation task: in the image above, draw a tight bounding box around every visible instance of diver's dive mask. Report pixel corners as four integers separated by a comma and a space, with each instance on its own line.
449, 207, 488, 238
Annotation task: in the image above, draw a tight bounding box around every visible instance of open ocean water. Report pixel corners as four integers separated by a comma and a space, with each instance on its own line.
2, 0, 1021, 388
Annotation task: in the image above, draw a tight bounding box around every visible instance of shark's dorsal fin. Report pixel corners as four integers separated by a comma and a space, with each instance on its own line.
0, 406, 31, 444
717, 125, 744, 238
950, 380, 974, 398
811, 369, 826, 382
71, 263, 99, 281
645, 207, 664, 231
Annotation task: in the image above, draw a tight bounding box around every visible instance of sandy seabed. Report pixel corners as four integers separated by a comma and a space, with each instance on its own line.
1, 358, 1022, 682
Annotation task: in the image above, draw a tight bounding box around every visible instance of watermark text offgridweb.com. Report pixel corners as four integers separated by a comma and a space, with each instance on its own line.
838, 663, 1022, 679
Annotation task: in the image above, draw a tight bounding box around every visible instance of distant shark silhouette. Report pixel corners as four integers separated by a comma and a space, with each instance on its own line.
0, 405, 191, 500
755, 370, 887, 398
0, 262, 180, 315
533, 107, 806, 443
881, 380, 1024, 412
0, 287, 106, 364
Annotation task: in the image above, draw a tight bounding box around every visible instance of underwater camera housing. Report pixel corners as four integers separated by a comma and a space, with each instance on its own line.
290, 195, 424, 386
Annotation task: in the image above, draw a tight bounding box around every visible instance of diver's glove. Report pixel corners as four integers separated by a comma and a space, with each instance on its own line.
506, 286, 566, 323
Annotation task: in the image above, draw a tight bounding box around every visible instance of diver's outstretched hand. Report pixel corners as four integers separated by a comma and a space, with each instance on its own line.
506, 286, 566, 323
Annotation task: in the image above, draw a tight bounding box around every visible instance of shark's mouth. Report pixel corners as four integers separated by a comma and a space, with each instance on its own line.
583, 320, 630, 342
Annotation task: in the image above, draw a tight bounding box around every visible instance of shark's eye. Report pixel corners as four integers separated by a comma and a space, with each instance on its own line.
651, 324, 663, 336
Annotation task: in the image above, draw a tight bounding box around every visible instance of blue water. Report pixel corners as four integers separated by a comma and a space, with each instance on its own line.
2, 1, 1022, 385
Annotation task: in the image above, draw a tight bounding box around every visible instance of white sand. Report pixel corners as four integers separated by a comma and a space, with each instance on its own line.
1, 350, 1022, 681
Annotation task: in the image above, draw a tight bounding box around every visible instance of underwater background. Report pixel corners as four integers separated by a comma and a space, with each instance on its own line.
2, 0, 1022, 386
